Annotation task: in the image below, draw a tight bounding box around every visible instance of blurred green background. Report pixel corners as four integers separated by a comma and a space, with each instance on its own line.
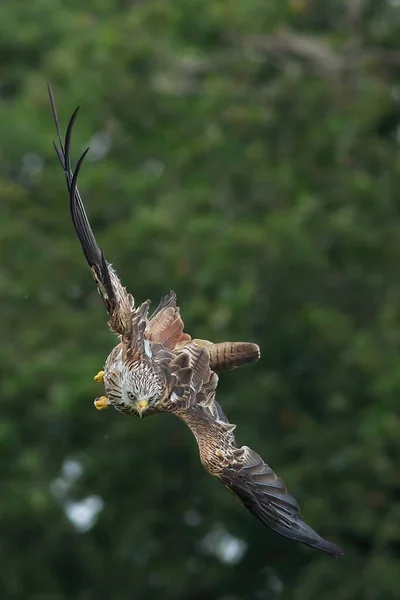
1, 0, 400, 598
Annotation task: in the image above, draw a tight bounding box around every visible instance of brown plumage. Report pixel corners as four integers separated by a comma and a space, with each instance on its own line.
49, 85, 343, 558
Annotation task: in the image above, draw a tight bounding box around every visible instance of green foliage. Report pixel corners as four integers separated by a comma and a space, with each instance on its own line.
1, 0, 400, 598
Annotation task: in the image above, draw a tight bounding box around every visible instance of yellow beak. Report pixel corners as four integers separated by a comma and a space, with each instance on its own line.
136, 399, 148, 418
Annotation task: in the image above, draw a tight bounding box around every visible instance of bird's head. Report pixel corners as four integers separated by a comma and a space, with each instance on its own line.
105, 358, 169, 418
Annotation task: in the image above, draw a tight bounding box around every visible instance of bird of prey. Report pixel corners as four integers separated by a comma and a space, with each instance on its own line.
48, 86, 343, 558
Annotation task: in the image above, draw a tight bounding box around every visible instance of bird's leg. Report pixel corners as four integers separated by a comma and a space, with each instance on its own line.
94, 370, 104, 383
94, 370, 108, 410
94, 396, 110, 410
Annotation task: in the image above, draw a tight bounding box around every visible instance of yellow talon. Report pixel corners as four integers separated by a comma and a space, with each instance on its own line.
94, 396, 109, 411
94, 370, 104, 383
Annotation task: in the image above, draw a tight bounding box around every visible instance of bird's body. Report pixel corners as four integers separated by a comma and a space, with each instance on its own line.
49, 85, 343, 558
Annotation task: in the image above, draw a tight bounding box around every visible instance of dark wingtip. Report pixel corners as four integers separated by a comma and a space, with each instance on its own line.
48, 85, 100, 269
64, 105, 81, 173
52, 141, 65, 168
310, 537, 344, 558
48, 83, 63, 152
49, 84, 116, 308
327, 543, 344, 558
69, 147, 103, 269
48, 83, 80, 179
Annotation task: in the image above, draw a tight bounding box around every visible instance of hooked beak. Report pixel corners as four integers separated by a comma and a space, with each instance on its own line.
136, 399, 148, 419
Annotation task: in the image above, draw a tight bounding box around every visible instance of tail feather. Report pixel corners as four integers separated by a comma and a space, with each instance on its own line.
196, 341, 260, 373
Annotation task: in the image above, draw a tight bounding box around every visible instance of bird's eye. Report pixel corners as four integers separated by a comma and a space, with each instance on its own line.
127, 391, 136, 401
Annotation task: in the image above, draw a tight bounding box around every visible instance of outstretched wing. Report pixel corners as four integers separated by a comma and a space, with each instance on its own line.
175, 363, 343, 556
48, 85, 134, 338
219, 445, 343, 557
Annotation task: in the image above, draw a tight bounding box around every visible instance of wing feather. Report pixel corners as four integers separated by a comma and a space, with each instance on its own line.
219, 445, 343, 556
148, 291, 191, 350
175, 367, 343, 557
48, 85, 134, 337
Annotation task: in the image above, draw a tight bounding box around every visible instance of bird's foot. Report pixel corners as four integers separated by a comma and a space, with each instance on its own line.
94, 370, 104, 383
94, 396, 110, 411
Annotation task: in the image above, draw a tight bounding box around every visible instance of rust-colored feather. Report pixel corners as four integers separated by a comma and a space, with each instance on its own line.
148, 294, 191, 350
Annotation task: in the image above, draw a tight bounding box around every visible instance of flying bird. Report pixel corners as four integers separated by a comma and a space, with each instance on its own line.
48, 85, 343, 558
